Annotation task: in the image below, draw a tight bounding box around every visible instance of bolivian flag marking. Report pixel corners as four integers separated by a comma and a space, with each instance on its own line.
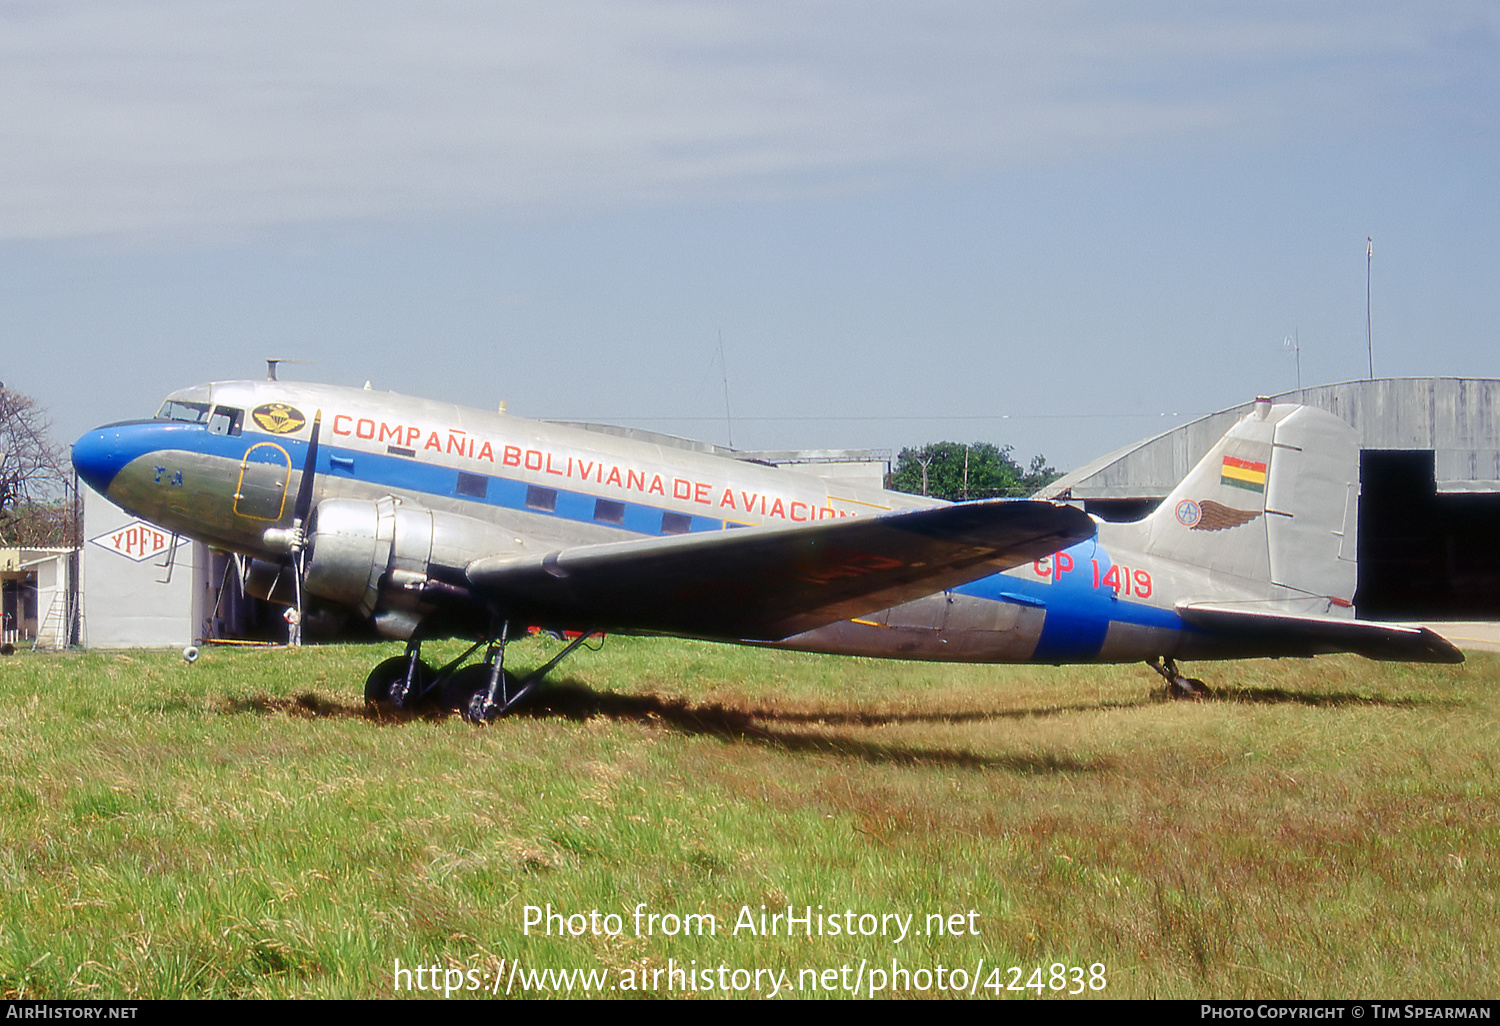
1220, 455, 1267, 492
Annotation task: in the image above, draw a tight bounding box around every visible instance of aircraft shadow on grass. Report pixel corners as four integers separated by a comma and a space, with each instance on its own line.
223, 682, 1115, 774
1200, 685, 1445, 709
220, 676, 1449, 776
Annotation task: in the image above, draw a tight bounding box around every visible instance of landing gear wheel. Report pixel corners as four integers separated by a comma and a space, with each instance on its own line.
462, 688, 502, 724
364, 656, 434, 710
459, 669, 519, 724
439, 664, 501, 713
441, 665, 520, 723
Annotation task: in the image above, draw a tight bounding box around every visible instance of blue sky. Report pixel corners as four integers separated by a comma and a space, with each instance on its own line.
4, 1, 1497, 470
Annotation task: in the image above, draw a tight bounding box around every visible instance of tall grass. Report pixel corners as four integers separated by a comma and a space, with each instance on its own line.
0, 638, 1494, 998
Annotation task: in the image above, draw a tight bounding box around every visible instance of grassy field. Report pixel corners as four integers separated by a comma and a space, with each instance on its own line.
0, 636, 1495, 999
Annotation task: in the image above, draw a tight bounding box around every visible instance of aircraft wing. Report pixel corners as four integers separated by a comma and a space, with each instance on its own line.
466, 499, 1095, 642
1176, 603, 1465, 663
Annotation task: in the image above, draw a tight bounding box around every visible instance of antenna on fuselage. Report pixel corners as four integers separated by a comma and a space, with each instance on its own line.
265, 359, 311, 381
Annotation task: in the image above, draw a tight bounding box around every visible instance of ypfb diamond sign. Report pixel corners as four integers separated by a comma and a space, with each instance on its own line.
90, 521, 180, 562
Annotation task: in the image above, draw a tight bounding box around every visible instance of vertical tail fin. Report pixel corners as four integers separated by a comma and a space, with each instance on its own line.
1133, 400, 1359, 614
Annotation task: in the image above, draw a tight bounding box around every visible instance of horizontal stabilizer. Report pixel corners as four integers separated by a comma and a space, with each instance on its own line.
1177, 603, 1464, 663
467, 499, 1096, 642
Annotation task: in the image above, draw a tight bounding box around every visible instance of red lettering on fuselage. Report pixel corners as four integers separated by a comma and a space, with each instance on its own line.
321, 410, 865, 532
1034, 551, 1155, 599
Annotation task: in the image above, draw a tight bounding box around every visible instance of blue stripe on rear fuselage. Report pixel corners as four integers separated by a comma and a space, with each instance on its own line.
94, 421, 724, 536
954, 537, 1183, 662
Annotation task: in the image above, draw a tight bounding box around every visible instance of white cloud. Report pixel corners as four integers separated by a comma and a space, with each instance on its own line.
0, 0, 1491, 240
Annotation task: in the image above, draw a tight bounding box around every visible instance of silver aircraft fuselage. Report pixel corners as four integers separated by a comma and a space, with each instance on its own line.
71, 379, 1462, 669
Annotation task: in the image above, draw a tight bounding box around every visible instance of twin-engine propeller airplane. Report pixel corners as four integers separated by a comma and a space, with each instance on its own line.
71, 377, 1461, 720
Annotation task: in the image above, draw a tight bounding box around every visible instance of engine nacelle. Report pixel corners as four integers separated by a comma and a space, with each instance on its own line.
302, 497, 524, 633
244, 557, 297, 605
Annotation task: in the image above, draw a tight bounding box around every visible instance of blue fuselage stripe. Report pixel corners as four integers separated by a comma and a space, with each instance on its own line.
97, 421, 724, 535
954, 546, 1184, 660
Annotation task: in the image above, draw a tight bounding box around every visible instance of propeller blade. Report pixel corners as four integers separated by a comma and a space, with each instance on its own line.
287, 410, 321, 648
292, 410, 322, 527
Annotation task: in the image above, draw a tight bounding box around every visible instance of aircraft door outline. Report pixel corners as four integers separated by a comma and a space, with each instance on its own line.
234, 442, 292, 521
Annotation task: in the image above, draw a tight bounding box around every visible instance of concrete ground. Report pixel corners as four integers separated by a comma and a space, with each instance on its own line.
1419, 621, 1500, 654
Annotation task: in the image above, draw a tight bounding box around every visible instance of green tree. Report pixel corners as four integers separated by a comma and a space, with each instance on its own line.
889, 442, 1060, 501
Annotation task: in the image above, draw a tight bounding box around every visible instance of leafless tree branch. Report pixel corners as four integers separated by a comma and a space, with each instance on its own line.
0, 388, 75, 546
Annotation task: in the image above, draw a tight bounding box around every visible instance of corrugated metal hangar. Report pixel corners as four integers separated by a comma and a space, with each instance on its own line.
1039, 378, 1500, 619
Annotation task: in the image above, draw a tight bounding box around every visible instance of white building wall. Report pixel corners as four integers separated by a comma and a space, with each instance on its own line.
81, 485, 206, 648
32, 552, 72, 649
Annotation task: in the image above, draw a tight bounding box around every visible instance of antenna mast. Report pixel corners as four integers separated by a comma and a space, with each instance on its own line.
1366, 237, 1374, 380
717, 330, 734, 449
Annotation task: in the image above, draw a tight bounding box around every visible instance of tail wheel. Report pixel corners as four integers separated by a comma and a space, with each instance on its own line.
1147, 657, 1213, 700
1168, 676, 1210, 700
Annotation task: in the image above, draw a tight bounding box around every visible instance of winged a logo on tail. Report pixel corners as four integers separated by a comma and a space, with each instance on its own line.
1190, 500, 1262, 532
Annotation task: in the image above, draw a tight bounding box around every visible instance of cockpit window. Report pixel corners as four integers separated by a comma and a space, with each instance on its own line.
157, 400, 211, 424
207, 406, 244, 436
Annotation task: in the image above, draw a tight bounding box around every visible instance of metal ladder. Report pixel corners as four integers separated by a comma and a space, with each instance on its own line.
32, 591, 65, 651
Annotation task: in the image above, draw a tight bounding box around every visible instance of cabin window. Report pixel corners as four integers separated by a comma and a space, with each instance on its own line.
157, 400, 211, 424
525, 485, 557, 512
207, 406, 243, 436
594, 499, 625, 525
661, 512, 692, 535
456, 472, 488, 499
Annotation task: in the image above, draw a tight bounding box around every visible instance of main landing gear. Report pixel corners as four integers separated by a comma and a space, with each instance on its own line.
364, 622, 599, 723
1146, 656, 1211, 700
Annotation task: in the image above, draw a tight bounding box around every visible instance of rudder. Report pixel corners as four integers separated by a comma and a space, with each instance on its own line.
1134, 400, 1359, 614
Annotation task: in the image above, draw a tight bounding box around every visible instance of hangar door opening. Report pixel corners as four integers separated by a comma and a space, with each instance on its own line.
1356, 450, 1500, 619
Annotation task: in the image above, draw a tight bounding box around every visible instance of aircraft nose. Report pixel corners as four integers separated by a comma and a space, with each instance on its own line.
72, 426, 126, 495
